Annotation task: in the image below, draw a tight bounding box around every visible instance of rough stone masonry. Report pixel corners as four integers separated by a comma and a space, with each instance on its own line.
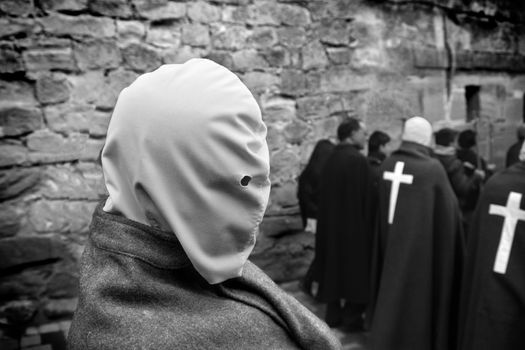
1, 0, 525, 329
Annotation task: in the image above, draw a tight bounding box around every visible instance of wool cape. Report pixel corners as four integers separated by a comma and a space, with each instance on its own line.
314, 143, 375, 303
458, 161, 525, 350
369, 141, 464, 350
67, 205, 341, 350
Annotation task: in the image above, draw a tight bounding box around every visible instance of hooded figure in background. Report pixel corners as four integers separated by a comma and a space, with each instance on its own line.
458, 142, 525, 350
68, 59, 341, 350
369, 116, 464, 350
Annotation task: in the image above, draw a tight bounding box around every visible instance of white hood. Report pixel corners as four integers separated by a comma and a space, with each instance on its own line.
101, 59, 271, 284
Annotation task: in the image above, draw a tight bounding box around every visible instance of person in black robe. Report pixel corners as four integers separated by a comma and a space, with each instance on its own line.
367, 130, 391, 183
458, 142, 525, 350
314, 117, 374, 330
298, 139, 335, 229
435, 128, 484, 233
505, 124, 525, 168
297, 139, 335, 296
369, 116, 464, 350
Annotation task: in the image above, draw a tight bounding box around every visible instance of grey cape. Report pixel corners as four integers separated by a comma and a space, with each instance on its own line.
68, 204, 341, 350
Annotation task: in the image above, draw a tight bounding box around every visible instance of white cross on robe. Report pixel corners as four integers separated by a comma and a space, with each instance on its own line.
383, 161, 414, 224
489, 191, 525, 274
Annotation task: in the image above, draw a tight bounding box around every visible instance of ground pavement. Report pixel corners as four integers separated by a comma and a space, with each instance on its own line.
280, 281, 369, 350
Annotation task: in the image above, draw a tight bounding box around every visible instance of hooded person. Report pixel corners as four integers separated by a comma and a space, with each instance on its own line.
368, 116, 464, 350
67, 59, 341, 350
458, 141, 525, 350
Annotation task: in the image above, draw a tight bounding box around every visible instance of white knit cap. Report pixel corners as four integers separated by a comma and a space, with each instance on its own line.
402, 116, 433, 147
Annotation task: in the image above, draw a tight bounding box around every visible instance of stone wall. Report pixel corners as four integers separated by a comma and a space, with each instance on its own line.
1, 0, 525, 329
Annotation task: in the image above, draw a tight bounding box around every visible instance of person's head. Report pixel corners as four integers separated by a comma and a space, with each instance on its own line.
517, 124, 525, 142
337, 117, 367, 149
101, 59, 270, 284
368, 130, 391, 154
457, 129, 476, 150
435, 128, 458, 147
401, 116, 433, 147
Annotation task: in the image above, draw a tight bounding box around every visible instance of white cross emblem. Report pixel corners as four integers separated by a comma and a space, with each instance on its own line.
383, 161, 414, 224
490, 191, 525, 274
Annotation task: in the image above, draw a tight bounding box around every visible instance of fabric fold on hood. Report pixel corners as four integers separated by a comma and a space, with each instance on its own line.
101, 59, 271, 284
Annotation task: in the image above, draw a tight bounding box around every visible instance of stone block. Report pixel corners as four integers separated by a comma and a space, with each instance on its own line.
0, 43, 24, 73
162, 45, 208, 65
117, 20, 146, 43
0, 18, 38, 39
270, 149, 300, 183
35, 73, 70, 105
245, 2, 279, 26
232, 49, 268, 71
20, 334, 41, 348
0, 80, 36, 107
210, 24, 249, 50
0, 0, 32, 16
97, 69, 139, 110
188, 1, 221, 23
29, 200, 97, 233
181, 23, 210, 47
26, 131, 91, 164
302, 40, 328, 70
275, 3, 311, 26
89, 0, 132, 18
266, 124, 286, 151
260, 95, 296, 123
262, 47, 290, 67
44, 298, 78, 318
44, 104, 102, 135
326, 47, 351, 64
23, 47, 77, 72
27, 129, 65, 152
0, 235, 68, 269
240, 71, 279, 94
204, 51, 234, 70
284, 119, 310, 144
251, 230, 313, 282
80, 139, 106, 162
39, 0, 88, 11
138, 2, 186, 21
318, 19, 350, 45
280, 69, 308, 96
38, 14, 116, 38
146, 25, 181, 49
277, 27, 307, 49
319, 68, 375, 92
122, 43, 162, 72
221, 5, 249, 24
0, 106, 43, 137
0, 300, 38, 325
0, 204, 23, 238
46, 265, 79, 298
247, 27, 278, 49
0, 143, 28, 167
307, 0, 357, 20
310, 115, 342, 140
41, 164, 104, 200
259, 214, 303, 238
0, 168, 40, 200
73, 39, 121, 71
68, 71, 105, 105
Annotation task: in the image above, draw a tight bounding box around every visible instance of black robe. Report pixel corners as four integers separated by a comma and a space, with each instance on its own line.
297, 139, 335, 227
369, 141, 464, 350
314, 143, 374, 303
458, 162, 525, 350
